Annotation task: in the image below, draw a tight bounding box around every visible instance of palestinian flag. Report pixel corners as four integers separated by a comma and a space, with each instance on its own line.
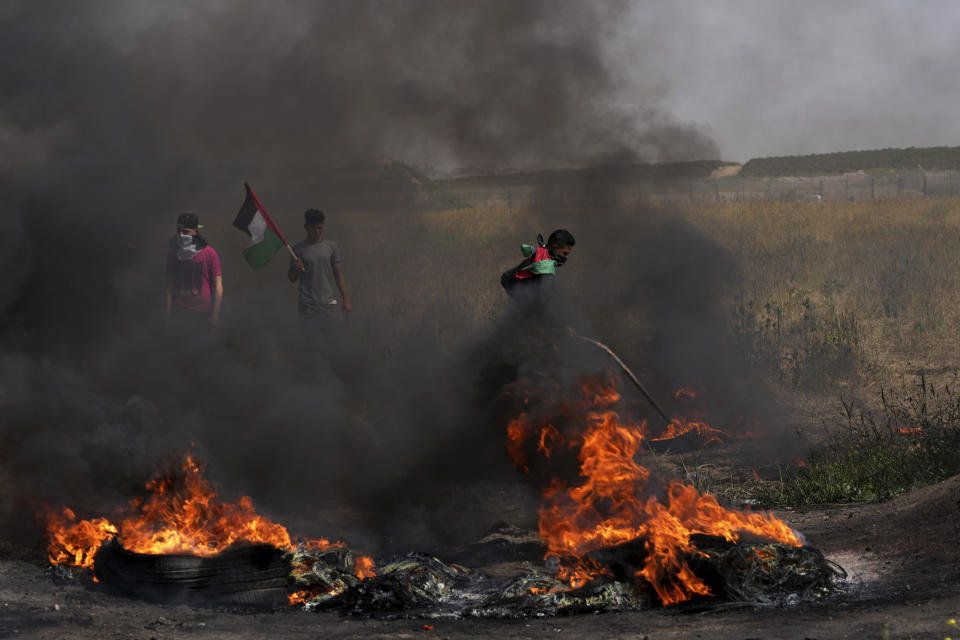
232, 183, 287, 270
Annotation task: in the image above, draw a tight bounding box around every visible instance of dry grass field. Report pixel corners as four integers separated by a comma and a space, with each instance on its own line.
324, 195, 960, 393
313, 194, 960, 505
684, 197, 960, 387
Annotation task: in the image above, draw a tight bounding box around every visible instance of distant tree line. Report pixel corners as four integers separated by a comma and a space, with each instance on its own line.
740, 146, 960, 177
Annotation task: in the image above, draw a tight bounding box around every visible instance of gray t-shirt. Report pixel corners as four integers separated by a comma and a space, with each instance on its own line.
291, 239, 341, 312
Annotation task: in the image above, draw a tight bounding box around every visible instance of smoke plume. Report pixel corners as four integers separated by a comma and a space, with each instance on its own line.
0, 1, 735, 554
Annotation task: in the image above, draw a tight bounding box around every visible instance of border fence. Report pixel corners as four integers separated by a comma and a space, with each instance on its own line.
289, 170, 960, 212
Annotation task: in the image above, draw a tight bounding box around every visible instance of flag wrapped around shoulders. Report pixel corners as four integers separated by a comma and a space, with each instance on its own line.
232, 183, 287, 270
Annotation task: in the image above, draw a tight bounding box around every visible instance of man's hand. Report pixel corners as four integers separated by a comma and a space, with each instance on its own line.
288, 256, 306, 283
341, 299, 353, 315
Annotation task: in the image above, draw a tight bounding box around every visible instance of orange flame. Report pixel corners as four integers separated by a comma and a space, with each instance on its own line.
754, 548, 775, 561
648, 417, 731, 446
288, 589, 315, 606
45, 455, 375, 586
354, 555, 376, 579
510, 374, 801, 605
507, 416, 531, 473
44, 510, 118, 569
538, 424, 561, 457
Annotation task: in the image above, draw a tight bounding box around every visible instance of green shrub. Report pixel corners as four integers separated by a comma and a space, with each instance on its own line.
756, 376, 960, 506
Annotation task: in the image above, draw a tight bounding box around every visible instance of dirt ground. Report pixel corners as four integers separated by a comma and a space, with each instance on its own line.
2, 471, 959, 640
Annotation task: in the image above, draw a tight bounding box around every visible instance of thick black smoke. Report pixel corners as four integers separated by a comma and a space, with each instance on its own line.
97, 0, 717, 174
0, 1, 724, 553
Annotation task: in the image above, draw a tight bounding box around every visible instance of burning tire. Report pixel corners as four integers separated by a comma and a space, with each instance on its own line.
93, 539, 292, 609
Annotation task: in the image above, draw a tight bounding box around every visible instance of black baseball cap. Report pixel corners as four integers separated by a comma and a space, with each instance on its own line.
177, 213, 204, 229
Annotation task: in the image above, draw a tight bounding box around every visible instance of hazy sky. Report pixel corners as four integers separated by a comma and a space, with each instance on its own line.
622, 0, 960, 162
2, 0, 959, 175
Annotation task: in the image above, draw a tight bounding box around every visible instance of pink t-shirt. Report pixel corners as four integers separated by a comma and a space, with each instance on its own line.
166, 246, 222, 312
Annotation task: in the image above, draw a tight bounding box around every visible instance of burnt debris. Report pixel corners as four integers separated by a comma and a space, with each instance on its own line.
84, 527, 844, 617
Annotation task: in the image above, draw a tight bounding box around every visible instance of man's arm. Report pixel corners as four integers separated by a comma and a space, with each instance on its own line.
210, 275, 223, 327
288, 255, 304, 282
164, 276, 174, 322
333, 262, 351, 313
165, 252, 175, 322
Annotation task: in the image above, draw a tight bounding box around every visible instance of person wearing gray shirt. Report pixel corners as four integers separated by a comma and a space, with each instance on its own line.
288, 209, 352, 325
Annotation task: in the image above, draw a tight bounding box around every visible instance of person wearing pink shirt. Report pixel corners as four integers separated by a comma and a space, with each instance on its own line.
165, 213, 223, 329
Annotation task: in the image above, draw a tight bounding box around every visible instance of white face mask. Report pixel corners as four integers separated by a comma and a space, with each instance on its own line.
175, 232, 200, 260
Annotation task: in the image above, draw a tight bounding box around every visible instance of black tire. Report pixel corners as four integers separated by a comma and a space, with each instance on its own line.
93, 539, 292, 609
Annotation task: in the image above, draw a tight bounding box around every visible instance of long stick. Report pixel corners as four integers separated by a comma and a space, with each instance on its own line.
571, 333, 673, 427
